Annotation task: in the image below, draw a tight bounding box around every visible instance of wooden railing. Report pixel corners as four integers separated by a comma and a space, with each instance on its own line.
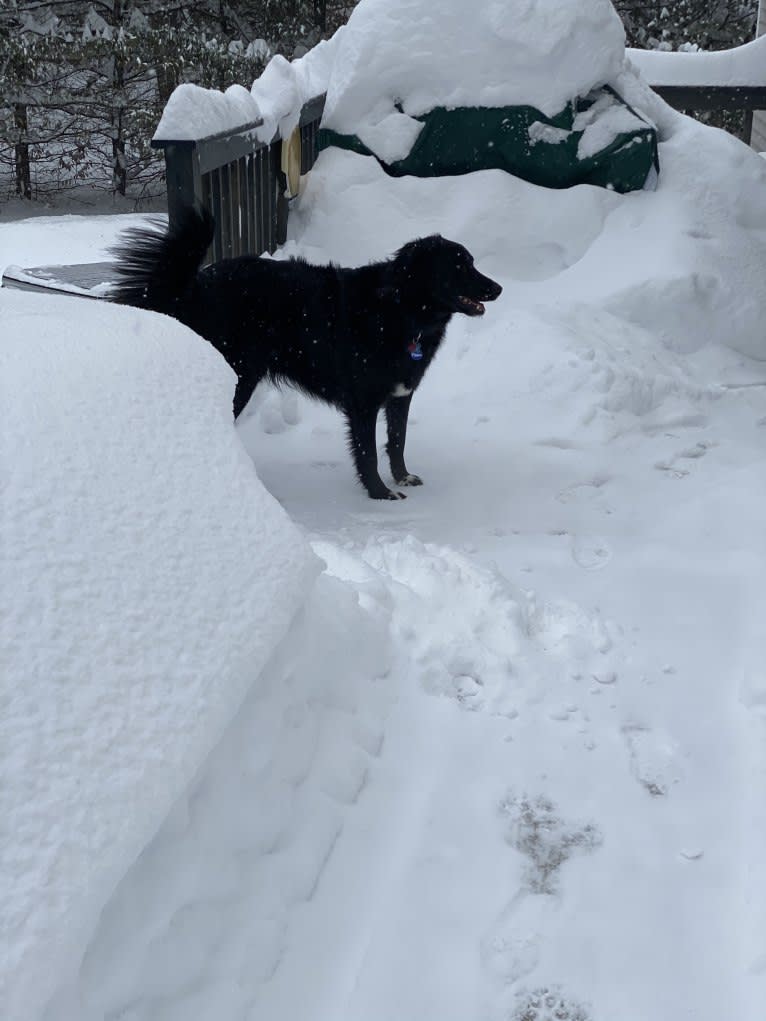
652, 84, 766, 141
151, 94, 326, 264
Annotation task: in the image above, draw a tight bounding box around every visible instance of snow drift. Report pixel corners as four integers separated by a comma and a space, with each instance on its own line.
0, 291, 316, 1019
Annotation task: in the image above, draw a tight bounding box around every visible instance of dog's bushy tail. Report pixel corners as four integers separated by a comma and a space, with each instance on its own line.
109, 205, 214, 313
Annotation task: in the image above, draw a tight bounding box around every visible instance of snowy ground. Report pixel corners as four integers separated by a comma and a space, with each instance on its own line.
4, 101, 766, 1021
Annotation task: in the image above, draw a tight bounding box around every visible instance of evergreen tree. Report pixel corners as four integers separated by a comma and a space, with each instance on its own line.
0, 1, 343, 202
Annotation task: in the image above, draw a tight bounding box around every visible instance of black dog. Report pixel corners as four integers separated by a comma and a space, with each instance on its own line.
110, 207, 502, 499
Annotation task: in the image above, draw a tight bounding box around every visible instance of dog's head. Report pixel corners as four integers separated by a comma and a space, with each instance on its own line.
392, 235, 502, 318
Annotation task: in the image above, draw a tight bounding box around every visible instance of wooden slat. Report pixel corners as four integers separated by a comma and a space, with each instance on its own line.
246, 153, 257, 255
210, 168, 223, 263
238, 156, 248, 255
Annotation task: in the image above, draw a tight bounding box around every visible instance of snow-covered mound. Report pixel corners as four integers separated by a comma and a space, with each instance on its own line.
321, 0, 626, 161
0, 291, 316, 1020
155, 0, 628, 153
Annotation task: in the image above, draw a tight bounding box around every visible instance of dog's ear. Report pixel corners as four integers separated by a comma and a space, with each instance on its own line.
376, 284, 401, 304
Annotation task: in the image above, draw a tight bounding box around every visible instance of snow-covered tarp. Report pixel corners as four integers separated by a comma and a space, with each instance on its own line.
154, 0, 766, 160
0, 292, 316, 1019
318, 0, 627, 163
154, 0, 630, 155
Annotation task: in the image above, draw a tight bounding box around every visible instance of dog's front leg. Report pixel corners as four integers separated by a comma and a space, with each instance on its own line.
385, 394, 423, 487
346, 407, 405, 500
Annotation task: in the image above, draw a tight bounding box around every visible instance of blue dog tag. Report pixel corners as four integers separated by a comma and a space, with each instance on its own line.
408, 339, 423, 360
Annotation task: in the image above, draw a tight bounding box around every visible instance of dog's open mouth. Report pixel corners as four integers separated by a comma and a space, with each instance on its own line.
457, 295, 486, 316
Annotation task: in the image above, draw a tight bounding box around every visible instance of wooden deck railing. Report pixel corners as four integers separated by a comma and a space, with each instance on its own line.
652, 84, 766, 141
151, 94, 326, 264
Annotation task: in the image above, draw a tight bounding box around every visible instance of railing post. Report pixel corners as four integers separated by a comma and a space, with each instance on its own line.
157, 141, 201, 232
752, 2, 766, 149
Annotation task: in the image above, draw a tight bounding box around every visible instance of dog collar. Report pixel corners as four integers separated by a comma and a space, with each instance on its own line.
408, 335, 423, 360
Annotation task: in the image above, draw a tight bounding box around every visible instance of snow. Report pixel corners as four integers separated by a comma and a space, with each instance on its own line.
155, 0, 628, 153
0, 212, 149, 276
321, 0, 626, 157
0, 292, 315, 1020
572, 91, 650, 161
153, 82, 262, 141
153, 35, 336, 143
4, 3, 766, 1019
629, 32, 766, 87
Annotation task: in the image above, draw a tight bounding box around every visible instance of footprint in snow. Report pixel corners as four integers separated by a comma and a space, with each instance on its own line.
481, 795, 601, 1018
622, 724, 684, 797
570, 535, 611, 571
655, 440, 715, 478
498, 792, 603, 895
556, 475, 610, 504
481, 890, 551, 986
510, 986, 591, 1021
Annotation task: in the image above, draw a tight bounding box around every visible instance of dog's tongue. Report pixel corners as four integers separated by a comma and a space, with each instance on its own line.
460, 296, 485, 314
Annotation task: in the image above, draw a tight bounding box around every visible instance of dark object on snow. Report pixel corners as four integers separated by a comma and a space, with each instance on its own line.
1, 262, 115, 298
109, 206, 502, 501
319, 86, 659, 194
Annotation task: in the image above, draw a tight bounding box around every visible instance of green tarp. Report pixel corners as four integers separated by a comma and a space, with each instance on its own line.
319, 87, 659, 193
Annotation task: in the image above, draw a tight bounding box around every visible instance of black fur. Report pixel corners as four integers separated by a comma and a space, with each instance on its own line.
110, 206, 502, 500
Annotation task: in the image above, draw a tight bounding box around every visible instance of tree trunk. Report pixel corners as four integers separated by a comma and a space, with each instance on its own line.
111, 0, 128, 196
112, 54, 127, 196
314, 0, 327, 31
14, 103, 32, 200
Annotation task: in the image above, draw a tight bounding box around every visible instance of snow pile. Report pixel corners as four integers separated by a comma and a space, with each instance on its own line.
155, 0, 629, 157
321, 0, 626, 161
250, 41, 337, 140
572, 91, 650, 160
42, 534, 628, 1021
0, 291, 316, 1020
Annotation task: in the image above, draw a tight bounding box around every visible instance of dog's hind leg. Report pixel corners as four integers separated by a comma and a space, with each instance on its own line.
385, 394, 423, 487
345, 406, 405, 500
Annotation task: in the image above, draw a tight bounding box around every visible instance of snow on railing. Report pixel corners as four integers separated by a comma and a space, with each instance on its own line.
631, 36, 766, 142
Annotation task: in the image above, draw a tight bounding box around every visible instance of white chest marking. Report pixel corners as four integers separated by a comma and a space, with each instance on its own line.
391, 383, 413, 397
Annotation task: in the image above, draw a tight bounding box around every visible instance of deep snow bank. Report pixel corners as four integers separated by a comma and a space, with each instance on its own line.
0, 291, 316, 1020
